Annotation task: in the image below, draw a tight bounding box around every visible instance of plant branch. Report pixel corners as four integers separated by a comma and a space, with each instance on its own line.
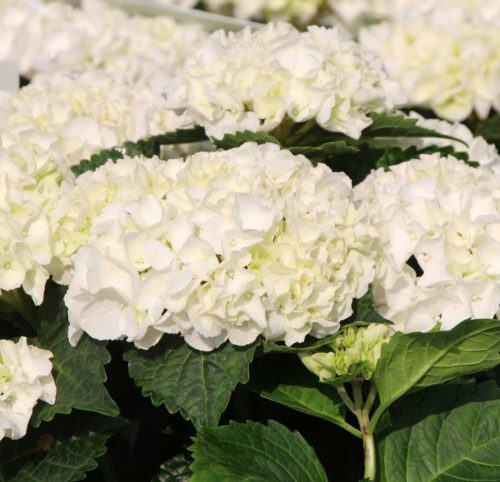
335, 384, 357, 415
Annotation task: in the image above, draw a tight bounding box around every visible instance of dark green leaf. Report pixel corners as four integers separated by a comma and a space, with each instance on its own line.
9, 433, 109, 482
351, 287, 392, 325
378, 381, 500, 482
71, 128, 208, 176
364, 112, 467, 145
125, 337, 257, 429
190, 420, 328, 482
374, 318, 500, 414
475, 114, 500, 149
212, 130, 281, 150
32, 296, 118, 426
248, 356, 347, 427
289, 140, 359, 158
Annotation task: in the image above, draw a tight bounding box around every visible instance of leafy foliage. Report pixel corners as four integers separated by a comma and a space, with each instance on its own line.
351, 287, 392, 325
475, 114, 500, 149
8, 433, 109, 482
71, 127, 207, 176
212, 130, 280, 149
374, 318, 500, 414
190, 420, 328, 482
32, 288, 118, 425
125, 337, 257, 429
248, 356, 347, 427
378, 381, 500, 482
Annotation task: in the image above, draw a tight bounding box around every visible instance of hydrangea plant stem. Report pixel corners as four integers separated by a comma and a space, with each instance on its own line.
352, 380, 377, 481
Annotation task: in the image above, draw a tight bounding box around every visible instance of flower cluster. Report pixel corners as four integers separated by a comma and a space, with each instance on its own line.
0, 337, 56, 441
166, 22, 404, 140
0, 70, 189, 166
203, 0, 326, 26
359, 1, 500, 121
354, 154, 500, 333
300, 323, 390, 381
64, 143, 376, 351
0, 0, 207, 87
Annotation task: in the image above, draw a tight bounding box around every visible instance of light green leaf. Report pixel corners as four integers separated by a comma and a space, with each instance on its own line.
9, 432, 109, 482
248, 356, 347, 427
374, 318, 500, 414
211, 130, 281, 150
125, 337, 257, 429
378, 381, 500, 482
32, 294, 118, 425
364, 112, 467, 144
190, 420, 328, 482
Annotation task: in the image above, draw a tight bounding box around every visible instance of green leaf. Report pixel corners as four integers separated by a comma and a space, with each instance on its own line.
71, 128, 208, 176
211, 130, 281, 150
9, 433, 109, 482
289, 140, 359, 158
189, 420, 328, 482
152, 454, 192, 482
125, 337, 257, 429
374, 318, 500, 414
351, 287, 392, 325
32, 295, 118, 425
248, 356, 347, 427
364, 112, 467, 144
475, 114, 500, 149
378, 381, 500, 482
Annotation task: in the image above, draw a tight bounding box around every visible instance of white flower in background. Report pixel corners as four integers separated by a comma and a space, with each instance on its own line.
203, 0, 326, 26
354, 154, 500, 333
0, 70, 190, 166
166, 23, 404, 140
359, 2, 500, 121
0, 0, 207, 89
0, 337, 56, 441
65, 143, 376, 351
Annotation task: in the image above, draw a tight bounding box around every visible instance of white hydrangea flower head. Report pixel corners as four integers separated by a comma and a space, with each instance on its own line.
0, 139, 70, 305
203, 0, 326, 26
0, 0, 207, 88
354, 153, 500, 332
0, 70, 191, 166
166, 23, 404, 140
0, 337, 56, 441
359, 1, 500, 121
64, 143, 376, 351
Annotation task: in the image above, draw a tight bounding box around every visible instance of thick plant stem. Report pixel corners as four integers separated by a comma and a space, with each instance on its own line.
352, 381, 377, 481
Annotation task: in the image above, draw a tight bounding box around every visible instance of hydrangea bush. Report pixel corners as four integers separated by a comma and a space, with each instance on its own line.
0, 1, 498, 481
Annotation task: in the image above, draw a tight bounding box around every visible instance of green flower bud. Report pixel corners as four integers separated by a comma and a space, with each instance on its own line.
300, 324, 390, 382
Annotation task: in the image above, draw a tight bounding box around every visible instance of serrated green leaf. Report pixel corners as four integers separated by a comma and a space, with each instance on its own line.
31, 295, 118, 425
71, 128, 208, 176
152, 454, 192, 482
211, 130, 281, 150
9, 432, 108, 482
190, 420, 328, 482
289, 140, 359, 158
374, 318, 500, 415
378, 381, 500, 482
475, 114, 500, 149
248, 356, 347, 427
364, 112, 467, 145
125, 337, 257, 429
